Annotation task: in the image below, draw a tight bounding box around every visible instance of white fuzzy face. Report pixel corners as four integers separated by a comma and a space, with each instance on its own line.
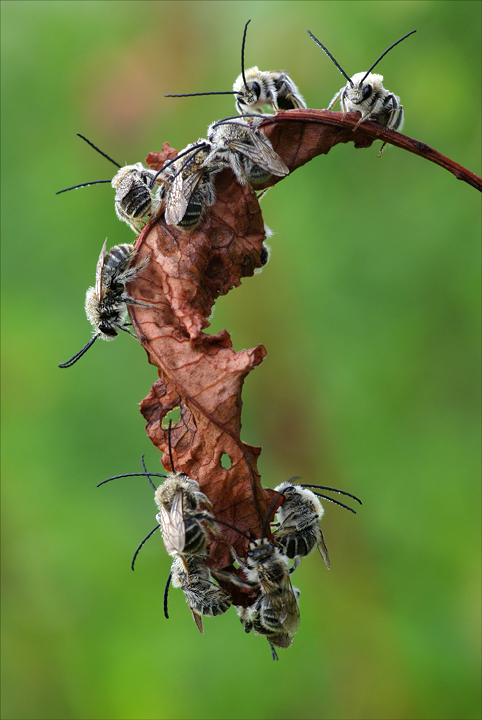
84, 286, 125, 341
344, 72, 385, 113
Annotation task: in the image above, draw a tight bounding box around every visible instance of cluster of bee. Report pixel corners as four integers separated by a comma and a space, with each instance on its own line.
57, 18, 419, 656
57, 20, 414, 368
99, 424, 362, 660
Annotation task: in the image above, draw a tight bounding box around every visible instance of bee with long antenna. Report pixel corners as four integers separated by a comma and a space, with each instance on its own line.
58, 239, 152, 368
307, 29, 416, 155
169, 553, 232, 634
272, 480, 362, 569
205, 116, 289, 187
211, 495, 301, 659
56, 134, 162, 233
160, 140, 226, 230
237, 586, 301, 661
98, 422, 217, 574
56, 135, 214, 233
165, 20, 306, 116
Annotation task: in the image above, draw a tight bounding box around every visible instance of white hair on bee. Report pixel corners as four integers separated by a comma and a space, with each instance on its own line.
307, 29, 416, 155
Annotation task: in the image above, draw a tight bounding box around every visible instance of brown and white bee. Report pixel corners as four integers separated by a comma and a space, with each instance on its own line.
161, 140, 225, 230
237, 586, 301, 660
111, 163, 162, 234
205, 116, 289, 187
165, 20, 306, 116
58, 239, 152, 368
56, 134, 162, 233
232, 20, 306, 115
169, 553, 232, 634
272, 481, 362, 569
307, 29, 416, 155
98, 424, 217, 572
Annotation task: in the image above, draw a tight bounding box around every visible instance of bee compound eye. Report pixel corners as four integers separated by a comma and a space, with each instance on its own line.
250, 81, 261, 99
362, 84, 372, 100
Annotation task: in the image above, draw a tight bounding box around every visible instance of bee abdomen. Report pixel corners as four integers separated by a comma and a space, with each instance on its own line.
277, 532, 317, 559
183, 518, 209, 555
178, 196, 204, 229
122, 185, 152, 218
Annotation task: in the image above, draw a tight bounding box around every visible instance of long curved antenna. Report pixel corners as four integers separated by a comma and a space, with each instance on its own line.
56, 179, 112, 194
310, 491, 358, 514
165, 91, 235, 98
77, 133, 121, 168
167, 419, 175, 472
212, 517, 250, 540
163, 571, 172, 619
262, 490, 285, 538
131, 524, 161, 570
298, 483, 362, 505
151, 141, 210, 184
210, 113, 277, 129
240, 19, 251, 91
362, 30, 416, 82
58, 334, 99, 368
307, 30, 353, 86
141, 455, 156, 490
97, 471, 167, 488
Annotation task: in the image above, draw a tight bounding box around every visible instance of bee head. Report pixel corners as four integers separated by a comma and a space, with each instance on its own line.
248, 537, 277, 563
348, 72, 384, 105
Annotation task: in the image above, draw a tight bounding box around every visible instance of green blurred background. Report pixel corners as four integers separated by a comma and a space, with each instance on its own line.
2, 2, 480, 719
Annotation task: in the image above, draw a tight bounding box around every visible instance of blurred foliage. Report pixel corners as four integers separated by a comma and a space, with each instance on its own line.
1, 1, 480, 719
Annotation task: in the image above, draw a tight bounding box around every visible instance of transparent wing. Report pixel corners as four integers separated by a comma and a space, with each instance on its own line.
159, 491, 186, 556
317, 527, 331, 569
228, 133, 289, 177
165, 171, 188, 226
95, 238, 108, 300
189, 607, 204, 634
262, 574, 300, 635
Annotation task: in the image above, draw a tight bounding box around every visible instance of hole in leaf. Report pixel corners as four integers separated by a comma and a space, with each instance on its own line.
220, 453, 232, 469
161, 406, 181, 428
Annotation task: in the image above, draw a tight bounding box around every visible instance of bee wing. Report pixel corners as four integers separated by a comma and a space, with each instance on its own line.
189, 607, 204, 634
159, 491, 186, 557
317, 527, 331, 569
262, 575, 300, 635
228, 134, 289, 177
95, 238, 108, 300
165, 171, 189, 226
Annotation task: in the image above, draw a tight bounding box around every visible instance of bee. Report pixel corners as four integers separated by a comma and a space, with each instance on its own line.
161, 140, 225, 230
237, 586, 301, 660
272, 481, 362, 569
56, 134, 162, 233
165, 20, 306, 116
169, 553, 232, 634
111, 162, 162, 233
58, 239, 152, 368
307, 29, 416, 155
97, 422, 217, 572
205, 116, 289, 187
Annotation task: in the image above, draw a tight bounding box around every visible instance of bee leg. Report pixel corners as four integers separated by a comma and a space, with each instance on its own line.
289, 557, 301, 574
268, 641, 279, 661
327, 88, 342, 111
118, 324, 141, 340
